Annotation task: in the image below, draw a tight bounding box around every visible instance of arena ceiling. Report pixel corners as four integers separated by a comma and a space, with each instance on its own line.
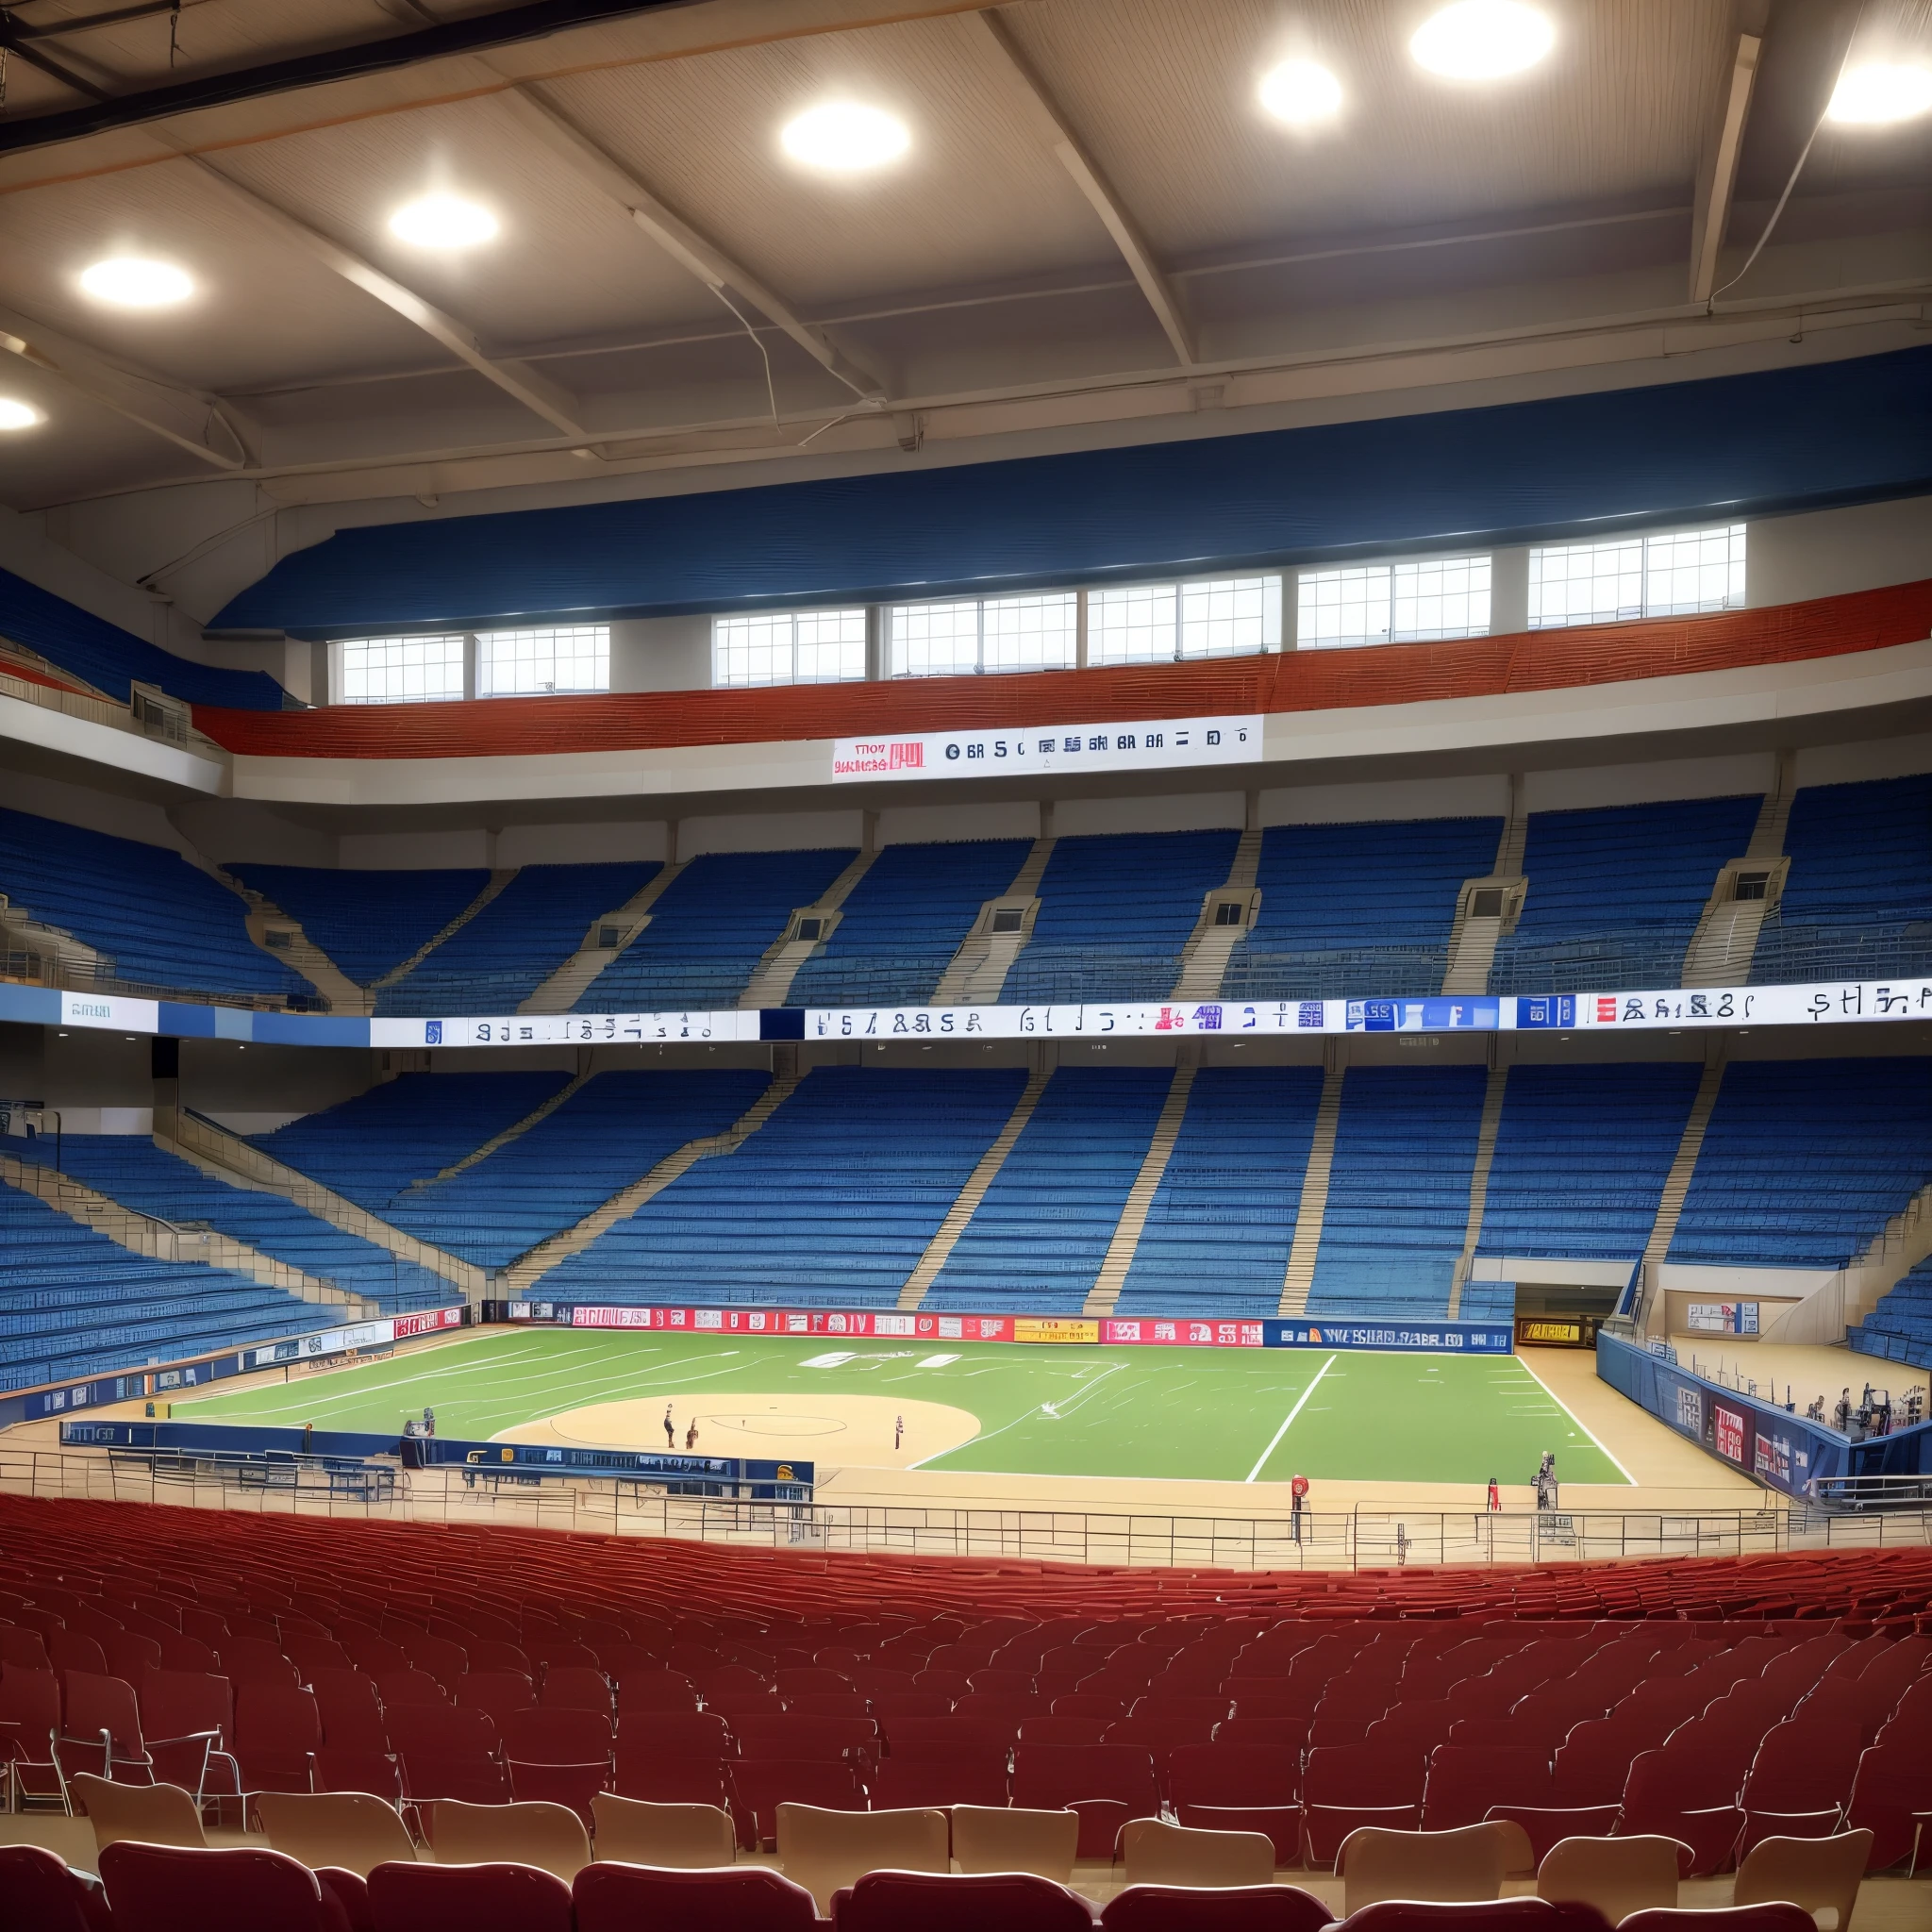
0, 0, 1926, 515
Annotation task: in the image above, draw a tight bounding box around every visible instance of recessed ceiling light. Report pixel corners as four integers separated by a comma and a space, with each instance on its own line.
1827, 61, 1932, 125
1259, 58, 1344, 126
0, 398, 42, 431
388, 193, 499, 249
79, 258, 193, 308
1410, 1, 1555, 80
779, 102, 910, 174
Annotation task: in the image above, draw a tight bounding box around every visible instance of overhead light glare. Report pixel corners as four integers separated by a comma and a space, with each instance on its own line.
388, 193, 499, 249
1259, 58, 1344, 126
1827, 61, 1932, 125
0, 398, 42, 431
79, 258, 193, 308
779, 102, 909, 174
1410, 1, 1555, 79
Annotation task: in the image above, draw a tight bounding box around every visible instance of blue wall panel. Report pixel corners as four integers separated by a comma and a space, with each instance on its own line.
216, 347, 1932, 639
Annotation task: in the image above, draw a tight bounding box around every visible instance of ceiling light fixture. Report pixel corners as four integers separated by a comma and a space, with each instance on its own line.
1410, 0, 1555, 80
0, 398, 43, 431
79, 258, 193, 308
388, 193, 499, 249
1259, 58, 1344, 126
779, 102, 910, 173
1827, 61, 1932, 125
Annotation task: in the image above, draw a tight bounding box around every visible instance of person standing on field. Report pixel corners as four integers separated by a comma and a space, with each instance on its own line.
894, 1414, 905, 1450
1487, 1475, 1501, 1512
686, 1420, 699, 1451
1291, 1472, 1309, 1542
664, 1404, 675, 1449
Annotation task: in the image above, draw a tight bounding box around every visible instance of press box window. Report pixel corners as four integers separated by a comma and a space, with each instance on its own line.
337, 634, 466, 705
1732, 872, 1770, 903
889, 592, 1076, 677
1529, 523, 1745, 628
1088, 575, 1283, 666
713, 608, 868, 688
477, 625, 608, 697
1296, 554, 1491, 649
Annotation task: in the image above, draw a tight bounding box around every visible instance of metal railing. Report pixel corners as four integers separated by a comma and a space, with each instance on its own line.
6, 1446, 1930, 1569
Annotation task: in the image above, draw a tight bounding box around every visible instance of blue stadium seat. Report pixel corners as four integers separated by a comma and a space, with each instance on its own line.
0, 808, 308, 1002
1670, 1058, 1932, 1269
1489, 794, 1762, 993
1307, 1065, 1488, 1319
578, 848, 858, 1011
391, 1069, 771, 1270
1754, 774, 1932, 984
1004, 832, 1241, 1004
1857, 1252, 1932, 1368
1113, 1066, 1324, 1318
1478, 1062, 1701, 1259
11, 1135, 458, 1314
377, 861, 659, 1015
926, 1066, 1172, 1313
230, 863, 491, 988
253, 1071, 573, 1209
1224, 817, 1503, 1000
787, 840, 1032, 1008
0, 1175, 325, 1393
546, 1066, 1027, 1307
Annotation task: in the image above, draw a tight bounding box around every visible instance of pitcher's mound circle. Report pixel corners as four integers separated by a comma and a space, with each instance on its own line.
494, 1392, 979, 1468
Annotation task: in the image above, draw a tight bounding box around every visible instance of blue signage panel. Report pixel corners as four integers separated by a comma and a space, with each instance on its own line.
1267, 1321, 1513, 1353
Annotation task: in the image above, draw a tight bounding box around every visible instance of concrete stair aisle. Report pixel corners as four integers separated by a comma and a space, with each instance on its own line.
1083, 1055, 1200, 1315
499, 1067, 802, 1295
898, 1065, 1052, 1309
1277, 1059, 1344, 1316
1682, 751, 1796, 987
521, 863, 686, 1014
1441, 777, 1527, 995
932, 831, 1057, 1004
156, 1108, 485, 1304
208, 864, 366, 1014
739, 842, 882, 1008
1447, 1064, 1510, 1318
1636, 1055, 1726, 1336
370, 869, 520, 996
1170, 825, 1263, 1001
0, 1150, 375, 1317
401, 1064, 597, 1191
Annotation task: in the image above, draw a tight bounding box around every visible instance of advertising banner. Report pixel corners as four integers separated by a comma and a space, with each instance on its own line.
551, 1305, 1472, 1354
1687, 1301, 1760, 1335
246, 1306, 463, 1368
1268, 1320, 1514, 1353
831, 715, 1264, 784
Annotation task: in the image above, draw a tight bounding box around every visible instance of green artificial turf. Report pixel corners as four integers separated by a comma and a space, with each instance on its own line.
174, 1328, 1626, 1488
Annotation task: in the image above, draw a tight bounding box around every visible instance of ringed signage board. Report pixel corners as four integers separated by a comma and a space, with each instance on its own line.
831, 714, 1263, 783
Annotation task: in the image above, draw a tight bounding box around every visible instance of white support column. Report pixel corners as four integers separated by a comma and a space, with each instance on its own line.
1491, 547, 1531, 637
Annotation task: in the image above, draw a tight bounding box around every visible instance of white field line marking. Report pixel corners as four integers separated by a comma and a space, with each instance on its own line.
1512, 1351, 1636, 1486
1245, 1354, 1338, 1483
905, 1362, 1127, 1469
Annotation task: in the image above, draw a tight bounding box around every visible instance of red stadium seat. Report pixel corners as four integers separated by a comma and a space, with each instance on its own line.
729, 1758, 864, 1849
456, 1671, 536, 1726
233, 1682, 323, 1794
1421, 1746, 1553, 1831
1738, 1719, 1863, 1852
309, 1671, 389, 1752
501, 1707, 612, 1819
1340, 1902, 1572, 1932
1301, 1744, 1425, 1864
1618, 1750, 1744, 1875
870, 1752, 1011, 1809
313, 1747, 404, 1803
135, 1670, 238, 1804
834, 1869, 1099, 1932
1101, 1887, 1334, 1932
1618, 1909, 1816, 1932
58, 1671, 154, 1784
99, 1840, 342, 1932
367, 1858, 573, 1932
1843, 1740, 1932, 1871
1012, 1743, 1162, 1832
575, 1863, 820, 1932
0, 1844, 110, 1932
539, 1666, 610, 1714
1168, 1744, 1301, 1860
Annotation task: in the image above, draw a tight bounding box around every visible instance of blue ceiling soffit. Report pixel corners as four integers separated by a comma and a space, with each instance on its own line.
214, 345, 1932, 641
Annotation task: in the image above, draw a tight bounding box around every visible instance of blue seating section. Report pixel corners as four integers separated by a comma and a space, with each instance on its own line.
1856, 1253, 1932, 1368
926, 1066, 1173, 1313
1457, 1281, 1517, 1322
230, 864, 491, 988
377, 862, 659, 1016
1307, 1065, 1489, 1318
1114, 1066, 1324, 1318
1754, 774, 1932, 984
0, 563, 286, 710
1490, 794, 1762, 993
579, 848, 858, 1011
1670, 1058, 1932, 1269
391, 1070, 770, 1271
545, 1067, 1026, 1307
0, 1176, 323, 1393
253, 1071, 571, 1210
1477, 1062, 1701, 1260
1005, 832, 1240, 1004
1224, 817, 1504, 1000
12, 1135, 458, 1313
788, 840, 1033, 1008
0, 808, 308, 1002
